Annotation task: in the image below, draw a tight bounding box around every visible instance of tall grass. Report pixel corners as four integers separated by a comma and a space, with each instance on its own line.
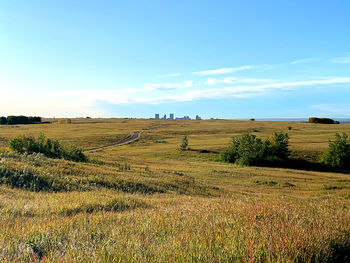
9, 134, 87, 162
0, 119, 350, 261
0, 196, 349, 262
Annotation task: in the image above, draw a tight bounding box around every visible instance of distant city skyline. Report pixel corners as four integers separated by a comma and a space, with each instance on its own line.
154, 113, 200, 120
1, 1, 349, 118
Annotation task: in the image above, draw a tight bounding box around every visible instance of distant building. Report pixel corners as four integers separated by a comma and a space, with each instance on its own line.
155, 114, 160, 119
162, 114, 167, 119
176, 116, 191, 120
169, 113, 174, 120
195, 115, 201, 120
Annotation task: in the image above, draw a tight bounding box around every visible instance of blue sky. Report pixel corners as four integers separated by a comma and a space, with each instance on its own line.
1, 0, 350, 118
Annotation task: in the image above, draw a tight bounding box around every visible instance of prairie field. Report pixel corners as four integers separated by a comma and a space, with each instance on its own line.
0, 118, 350, 262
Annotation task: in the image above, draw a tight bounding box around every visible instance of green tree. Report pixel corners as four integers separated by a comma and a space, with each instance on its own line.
0, 117, 7, 125
269, 132, 290, 159
321, 133, 350, 169
179, 136, 188, 151
221, 133, 265, 166
220, 132, 290, 166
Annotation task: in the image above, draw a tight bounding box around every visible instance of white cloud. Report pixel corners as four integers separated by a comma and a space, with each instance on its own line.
289, 58, 318, 65
0, 90, 106, 118
192, 65, 256, 75
310, 104, 350, 115
144, 81, 193, 90
38, 77, 350, 108
252, 77, 350, 90
157, 77, 350, 102
205, 77, 275, 85
44, 76, 350, 107
329, 53, 350, 64
2, 59, 350, 117
330, 57, 350, 64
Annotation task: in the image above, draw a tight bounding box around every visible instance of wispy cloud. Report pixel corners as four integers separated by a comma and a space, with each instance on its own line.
192, 65, 256, 75
144, 81, 193, 90
249, 77, 350, 90
330, 53, 350, 64
205, 77, 275, 85
289, 58, 318, 65
3, 76, 349, 117
0, 89, 106, 117
311, 104, 350, 115
45, 77, 350, 107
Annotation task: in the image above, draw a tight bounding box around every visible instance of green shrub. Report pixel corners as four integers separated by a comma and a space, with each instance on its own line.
0, 165, 55, 191
179, 136, 188, 151
269, 132, 290, 159
6, 115, 41, 125
220, 132, 290, 166
0, 116, 7, 125
308, 117, 335, 124
220, 133, 264, 166
321, 133, 350, 169
9, 134, 87, 162
63, 144, 87, 162
28, 116, 42, 123
254, 180, 278, 186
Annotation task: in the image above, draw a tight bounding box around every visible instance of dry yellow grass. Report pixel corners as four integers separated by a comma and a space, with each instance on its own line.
0, 118, 349, 262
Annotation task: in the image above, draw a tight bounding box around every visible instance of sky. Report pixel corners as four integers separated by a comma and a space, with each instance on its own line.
1, 0, 350, 119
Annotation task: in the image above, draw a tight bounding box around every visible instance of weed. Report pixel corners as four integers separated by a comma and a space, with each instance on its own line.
9, 134, 87, 162
254, 180, 278, 186
323, 185, 343, 190
60, 198, 147, 216
283, 182, 296, 188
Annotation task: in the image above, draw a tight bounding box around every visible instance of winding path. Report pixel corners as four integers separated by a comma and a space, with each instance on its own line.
84, 124, 167, 153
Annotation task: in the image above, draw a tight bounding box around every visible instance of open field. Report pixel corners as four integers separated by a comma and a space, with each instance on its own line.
0, 118, 350, 262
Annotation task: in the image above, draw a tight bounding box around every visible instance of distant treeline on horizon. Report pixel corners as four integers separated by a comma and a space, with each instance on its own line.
252, 118, 350, 123
308, 117, 339, 124
0, 115, 42, 125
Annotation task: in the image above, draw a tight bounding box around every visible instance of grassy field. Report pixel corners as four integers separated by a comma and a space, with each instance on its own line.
0, 118, 350, 262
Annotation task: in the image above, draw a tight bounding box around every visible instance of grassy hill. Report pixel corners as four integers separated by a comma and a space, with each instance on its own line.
0, 118, 349, 262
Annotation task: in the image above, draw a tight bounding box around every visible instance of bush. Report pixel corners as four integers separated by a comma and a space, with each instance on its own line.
63, 144, 87, 162
321, 133, 350, 169
269, 132, 290, 159
5, 115, 41, 125
308, 117, 336, 124
220, 133, 264, 166
0, 116, 7, 125
0, 165, 56, 191
9, 134, 87, 162
220, 132, 290, 166
179, 136, 188, 151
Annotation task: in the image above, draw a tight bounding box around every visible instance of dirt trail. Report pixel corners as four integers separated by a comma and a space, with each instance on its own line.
84, 124, 168, 153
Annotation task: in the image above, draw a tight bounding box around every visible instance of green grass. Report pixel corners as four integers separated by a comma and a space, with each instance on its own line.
0, 118, 350, 262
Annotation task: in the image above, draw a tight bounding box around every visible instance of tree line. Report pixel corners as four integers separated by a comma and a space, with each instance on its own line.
219, 131, 350, 170
180, 131, 350, 171
308, 117, 339, 124
0, 116, 42, 125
